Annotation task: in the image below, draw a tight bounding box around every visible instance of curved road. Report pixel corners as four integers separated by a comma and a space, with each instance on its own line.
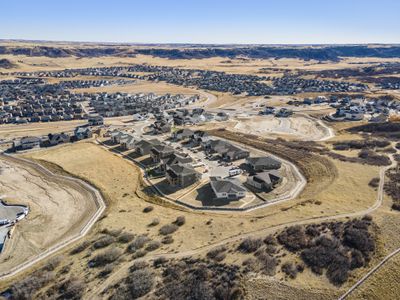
89, 152, 396, 299
338, 150, 399, 300
0, 154, 106, 280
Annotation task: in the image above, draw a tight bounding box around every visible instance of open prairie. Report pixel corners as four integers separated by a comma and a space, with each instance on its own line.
0, 41, 400, 300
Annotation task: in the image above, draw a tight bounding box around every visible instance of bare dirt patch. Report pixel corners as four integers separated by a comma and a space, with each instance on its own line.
0, 155, 98, 274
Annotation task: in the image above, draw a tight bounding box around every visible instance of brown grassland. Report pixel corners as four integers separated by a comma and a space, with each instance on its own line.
1, 49, 400, 298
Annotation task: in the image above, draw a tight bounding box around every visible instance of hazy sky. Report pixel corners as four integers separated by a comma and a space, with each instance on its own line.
1, 0, 400, 44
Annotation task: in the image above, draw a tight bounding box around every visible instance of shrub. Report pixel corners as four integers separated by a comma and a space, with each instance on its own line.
98, 265, 114, 278
263, 235, 277, 245
265, 244, 277, 254
343, 227, 375, 256
300, 236, 350, 285
242, 258, 260, 273
101, 228, 122, 237
326, 254, 350, 286
127, 235, 151, 253
146, 241, 161, 252
92, 236, 115, 250
70, 241, 90, 255
255, 252, 277, 276
281, 262, 298, 279
277, 225, 309, 251
159, 224, 179, 236
126, 269, 154, 299
358, 150, 391, 166
42, 255, 63, 271
89, 248, 122, 268
237, 238, 263, 253
132, 249, 148, 259
129, 261, 149, 273
153, 257, 168, 268
207, 247, 227, 261
368, 177, 380, 188
143, 206, 154, 213
148, 218, 160, 227
118, 232, 135, 244
157, 259, 242, 300
161, 235, 174, 244
9, 270, 55, 299
174, 216, 186, 226
57, 277, 85, 299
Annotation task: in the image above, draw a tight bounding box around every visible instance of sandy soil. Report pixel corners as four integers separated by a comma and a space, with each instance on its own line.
0, 155, 98, 274
233, 115, 328, 141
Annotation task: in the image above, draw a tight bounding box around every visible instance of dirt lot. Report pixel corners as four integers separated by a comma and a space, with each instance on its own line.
0, 154, 99, 274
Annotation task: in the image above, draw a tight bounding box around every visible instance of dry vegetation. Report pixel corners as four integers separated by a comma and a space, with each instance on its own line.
1, 50, 400, 299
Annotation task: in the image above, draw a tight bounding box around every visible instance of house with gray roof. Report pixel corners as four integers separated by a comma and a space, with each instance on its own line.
150, 144, 175, 162
88, 115, 104, 126
246, 156, 281, 172
135, 139, 161, 155
74, 126, 92, 140
210, 176, 246, 200
172, 128, 194, 141
160, 152, 193, 172
204, 139, 249, 161
47, 132, 70, 146
13, 136, 41, 150
120, 135, 136, 150
166, 164, 201, 187
246, 170, 282, 191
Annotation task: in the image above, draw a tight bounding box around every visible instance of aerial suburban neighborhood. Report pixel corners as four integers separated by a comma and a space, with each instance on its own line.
1, 1, 400, 299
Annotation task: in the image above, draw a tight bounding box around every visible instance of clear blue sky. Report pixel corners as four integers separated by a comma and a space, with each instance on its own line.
1, 0, 399, 44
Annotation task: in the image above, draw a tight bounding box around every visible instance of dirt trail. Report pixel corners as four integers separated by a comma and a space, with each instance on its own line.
0, 154, 105, 279
88, 152, 395, 299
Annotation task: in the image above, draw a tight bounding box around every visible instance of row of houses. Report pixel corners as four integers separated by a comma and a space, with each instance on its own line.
90, 92, 199, 118
109, 126, 285, 201
124, 64, 367, 96
108, 130, 202, 188
12, 126, 93, 151
327, 96, 400, 122
10, 64, 368, 96
207, 155, 283, 200
0, 79, 89, 124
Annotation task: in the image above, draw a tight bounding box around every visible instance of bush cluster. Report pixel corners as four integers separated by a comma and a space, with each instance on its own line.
276, 218, 376, 286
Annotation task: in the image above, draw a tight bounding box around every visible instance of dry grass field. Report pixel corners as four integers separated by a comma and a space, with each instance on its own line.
0, 154, 99, 274
0, 135, 382, 297
1, 44, 400, 299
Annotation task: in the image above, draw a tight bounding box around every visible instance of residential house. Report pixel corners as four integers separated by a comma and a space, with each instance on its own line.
74, 126, 92, 140
135, 139, 161, 156
13, 136, 41, 150
166, 164, 201, 187
110, 131, 128, 144
209, 176, 246, 200
160, 152, 193, 172
246, 170, 282, 191
47, 132, 70, 146
191, 130, 210, 146
120, 135, 136, 150
88, 115, 104, 126
215, 112, 229, 121
172, 128, 194, 141
150, 144, 175, 162
246, 156, 282, 172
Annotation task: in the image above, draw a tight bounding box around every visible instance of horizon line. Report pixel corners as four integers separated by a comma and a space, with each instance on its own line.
1, 39, 400, 47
